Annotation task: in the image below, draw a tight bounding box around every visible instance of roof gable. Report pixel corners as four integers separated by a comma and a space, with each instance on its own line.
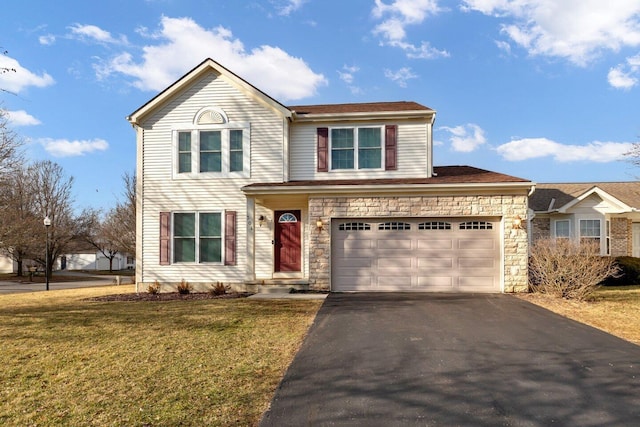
127, 58, 292, 125
530, 182, 640, 213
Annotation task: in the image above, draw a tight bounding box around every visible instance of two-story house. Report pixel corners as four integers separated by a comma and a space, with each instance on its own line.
127, 59, 533, 293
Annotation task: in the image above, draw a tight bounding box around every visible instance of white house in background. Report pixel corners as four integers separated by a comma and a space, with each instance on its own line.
0, 254, 13, 274
529, 182, 640, 256
59, 252, 135, 271
127, 58, 533, 294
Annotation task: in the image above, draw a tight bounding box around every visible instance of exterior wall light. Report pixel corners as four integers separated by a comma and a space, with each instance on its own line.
513, 215, 524, 229
316, 218, 324, 230
258, 215, 266, 227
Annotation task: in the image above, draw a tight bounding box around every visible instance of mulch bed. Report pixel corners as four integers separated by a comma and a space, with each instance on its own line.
87, 292, 252, 302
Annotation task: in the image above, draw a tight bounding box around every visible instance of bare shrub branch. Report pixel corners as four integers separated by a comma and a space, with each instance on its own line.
529, 238, 620, 301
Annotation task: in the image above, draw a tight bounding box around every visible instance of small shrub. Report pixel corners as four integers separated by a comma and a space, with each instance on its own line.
529, 238, 620, 301
601, 256, 640, 286
177, 279, 192, 294
209, 281, 228, 296
147, 280, 161, 294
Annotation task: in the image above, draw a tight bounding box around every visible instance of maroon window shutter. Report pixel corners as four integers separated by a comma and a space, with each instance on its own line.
225, 210, 237, 266
317, 127, 329, 172
385, 125, 397, 171
159, 212, 171, 265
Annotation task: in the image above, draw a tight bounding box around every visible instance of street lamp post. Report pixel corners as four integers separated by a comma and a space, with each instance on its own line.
44, 216, 52, 291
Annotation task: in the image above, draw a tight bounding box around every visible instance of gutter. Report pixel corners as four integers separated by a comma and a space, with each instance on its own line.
243, 181, 535, 196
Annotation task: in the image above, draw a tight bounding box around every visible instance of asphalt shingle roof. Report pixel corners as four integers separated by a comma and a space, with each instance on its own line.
529, 182, 640, 211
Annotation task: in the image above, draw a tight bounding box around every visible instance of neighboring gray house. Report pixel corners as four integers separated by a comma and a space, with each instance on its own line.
529, 182, 640, 256
127, 58, 533, 293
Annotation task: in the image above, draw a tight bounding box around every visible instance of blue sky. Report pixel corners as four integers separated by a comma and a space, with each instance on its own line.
2, 0, 640, 211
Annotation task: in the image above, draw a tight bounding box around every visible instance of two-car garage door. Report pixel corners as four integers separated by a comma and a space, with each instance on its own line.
331, 217, 501, 292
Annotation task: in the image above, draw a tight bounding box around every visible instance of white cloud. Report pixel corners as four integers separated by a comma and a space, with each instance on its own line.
384, 67, 418, 87
608, 54, 640, 89
95, 16, 326, 101
68, 23, 128, 45
39, 138, 109, 157
440, 124, 487, 152
337, 65, 359, 84
496, 138, 633, 162
0, 55, 55, 93
39, 34, 56, 45
461, 0, 640, 66
372, 0, 449, 59
5, 110, 41, 126
275, 0, 306, 16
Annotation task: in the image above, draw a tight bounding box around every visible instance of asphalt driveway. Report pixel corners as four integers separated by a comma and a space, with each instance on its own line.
260, 293, 640, 427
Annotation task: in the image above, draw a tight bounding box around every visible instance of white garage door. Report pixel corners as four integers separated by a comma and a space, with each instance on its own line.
331, 217, 501, 292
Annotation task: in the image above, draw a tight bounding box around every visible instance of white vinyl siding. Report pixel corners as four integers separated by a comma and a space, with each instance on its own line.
289, 120, 431, 180
139, 72, 286, 284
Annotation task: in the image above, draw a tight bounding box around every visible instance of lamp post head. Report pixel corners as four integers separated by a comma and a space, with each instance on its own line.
44, 216, 52, 227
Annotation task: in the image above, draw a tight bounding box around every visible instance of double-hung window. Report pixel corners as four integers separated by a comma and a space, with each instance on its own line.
174, 126, 249, 178
330, 126, 382, 170
554, 220, 570, 238
173, 212, 222, 263
579, 219, 601, 246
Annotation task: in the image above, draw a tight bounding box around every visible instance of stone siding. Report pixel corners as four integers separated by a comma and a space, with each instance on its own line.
308, 195, 529, 293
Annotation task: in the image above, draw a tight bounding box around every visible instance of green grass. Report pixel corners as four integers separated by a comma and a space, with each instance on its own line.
0, 286, 322, 426
518, 286, 640, 345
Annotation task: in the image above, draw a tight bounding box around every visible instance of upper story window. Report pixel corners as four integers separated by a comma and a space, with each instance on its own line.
330, 126, 383, 170
173, 107, 249, 179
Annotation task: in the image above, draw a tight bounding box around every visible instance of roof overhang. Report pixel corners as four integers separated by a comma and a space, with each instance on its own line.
291, 110, 436, 124
243, 181, 534, 197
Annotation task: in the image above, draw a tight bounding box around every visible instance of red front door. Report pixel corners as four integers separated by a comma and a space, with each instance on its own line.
275, 210, 301, 272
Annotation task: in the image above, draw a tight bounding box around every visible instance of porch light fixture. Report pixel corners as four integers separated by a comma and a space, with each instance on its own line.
513, 215, 523, 229
316, 218, 324, 230
258, 215, 266, 227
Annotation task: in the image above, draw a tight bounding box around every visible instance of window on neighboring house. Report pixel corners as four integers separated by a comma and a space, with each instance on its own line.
175, 127, 248, 177
173, 212, 222, 263
330, 126, 382, 170
579, 219, 601, 246
606, 220, 611, 255
555, 220, 570, 238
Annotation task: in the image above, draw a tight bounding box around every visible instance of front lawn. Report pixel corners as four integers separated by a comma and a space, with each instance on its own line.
0, 286, 322, 426
518, 286, 640, 345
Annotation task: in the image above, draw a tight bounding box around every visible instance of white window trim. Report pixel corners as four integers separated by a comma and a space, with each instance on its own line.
578, 217, 604, 254
328, 125, 385, 171
553, 219, 571, 238
172, 122, 250, 179
172, 210, 225, 264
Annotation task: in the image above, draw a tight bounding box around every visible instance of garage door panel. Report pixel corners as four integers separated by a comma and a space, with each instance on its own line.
459, 276, 495, 291
417, 239, 453, 249
458, 238, 495, 250
418, 257, 454, 268
377, 239, 412, 249
378, 258, 412, 269
343, 240, 373, 249
458, 257, 496, 268
417, 276, 454, 288
332, 217, 501, 293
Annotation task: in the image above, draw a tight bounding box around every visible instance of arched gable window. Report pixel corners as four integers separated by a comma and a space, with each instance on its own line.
194, 107, 228, 125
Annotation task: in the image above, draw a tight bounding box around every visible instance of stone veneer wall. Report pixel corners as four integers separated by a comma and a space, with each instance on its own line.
610, 217, 631, 257
308, 195, 529, 293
